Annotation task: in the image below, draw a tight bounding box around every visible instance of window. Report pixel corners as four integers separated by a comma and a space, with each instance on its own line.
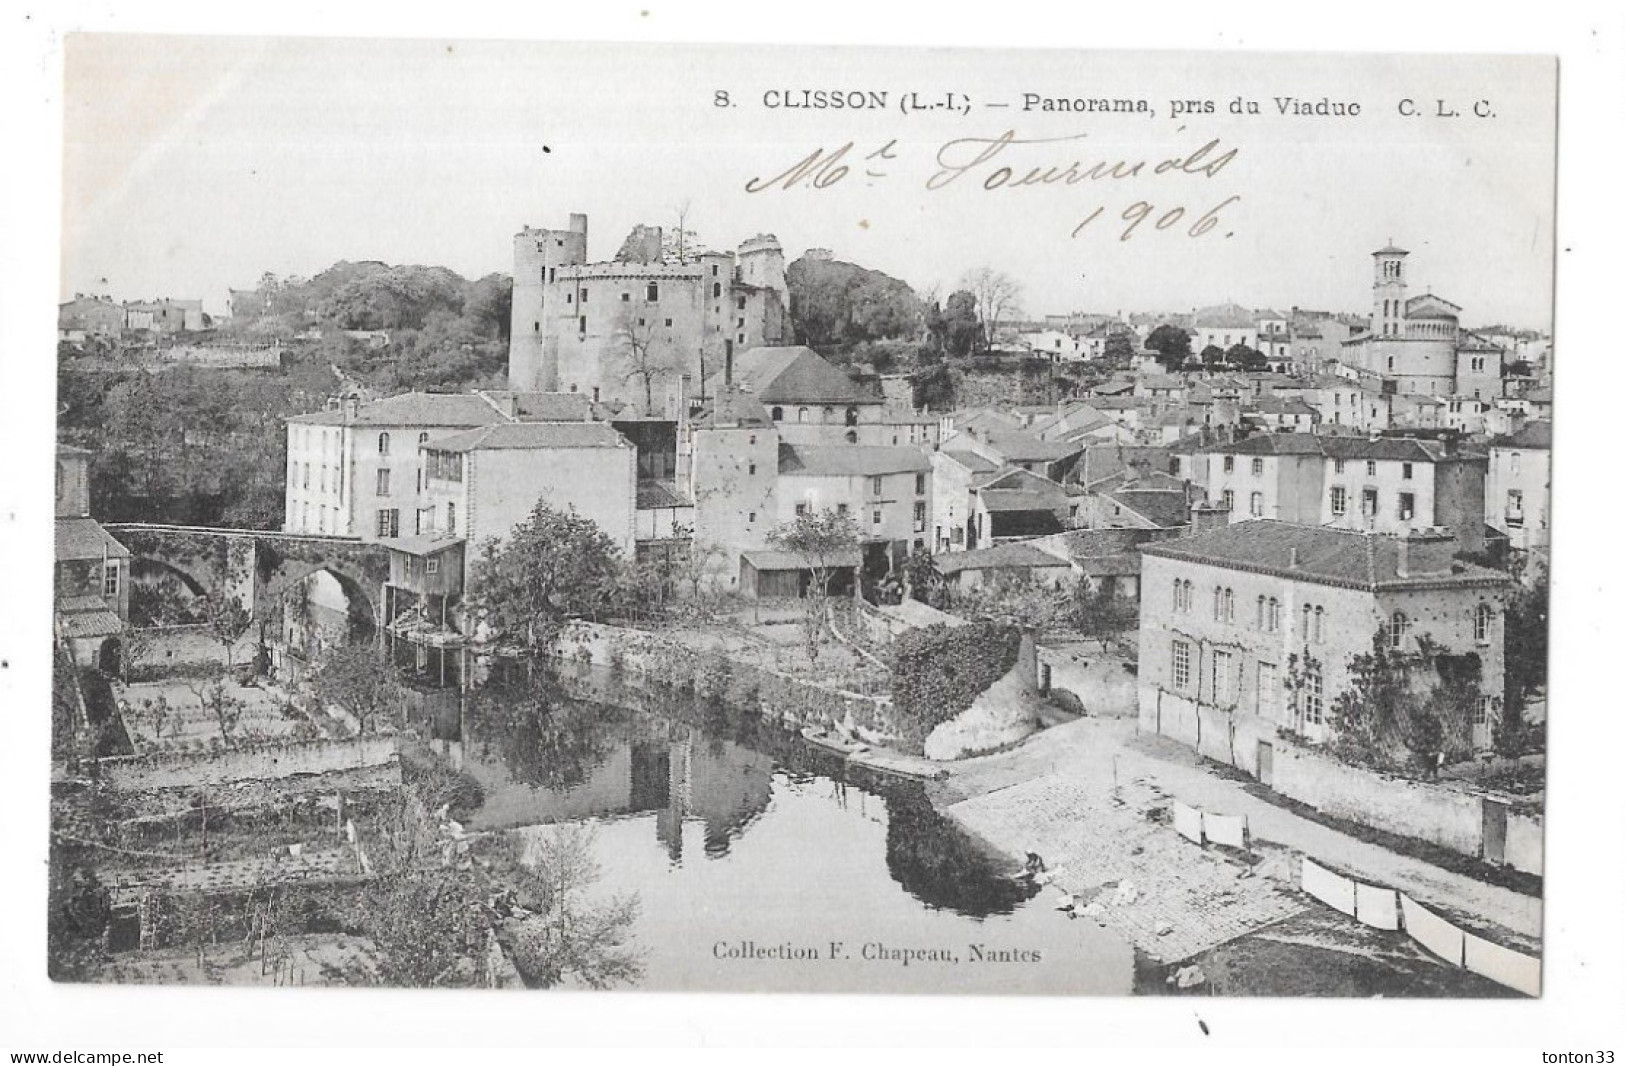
748, 511, 756, 524
1256, 595, 1266, 629
871, 475, 884, 497
1398, 492, 1415, 520
1267, 597, 1281, 633
103, 563, 119, 599
1506, 489, 1524, 526
1389, 611, 1409, 649
915, 473, 927, 496
1510, 452, 1522, 475
1334, 458, 1346, 474
1362, 488, 1378, 516
795, 503, 808, 517
771, 407, 784, 422
1302, 668, 1324, 725
1251, 457, 1264, 476
836, 503, 849, 516
620, 291, 631, 303
647, 282, 659, 302
713, 282, 722, 298
376, 508, 400, 538
1250, 491, 1264, 517
378, 432, 391, 455
872, 509, 882, 526
1366, 460, 1378, 477
797, 407, 809, 423
579, 288, 588, 303
1475, 695, 1498, 726
319, 505, 327, 532
914, 500, 927, 532
1475, 604, 1493, 644
1223, 456, 1235, 473
1221, 490, 1235, 512
1313, 606, 1324, 643
845, 430, 858, 444
1330, 486, 1347, 516
302, 501, 310, 529
1212, 650, 1236, 706
1214, 586, 1225, 621
846, 406, 859, 427
1224, 588, 1235, 622
1401, 462, 1414, 480
446, 502, 456, 534
822, 406, 834, 422
320, 466, 327, 492
376, 468, 391, 496
302, 463, 310, 489
1172, 640, 1192, 690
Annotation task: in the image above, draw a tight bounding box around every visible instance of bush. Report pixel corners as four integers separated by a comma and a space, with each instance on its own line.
888, 620, 1021, 750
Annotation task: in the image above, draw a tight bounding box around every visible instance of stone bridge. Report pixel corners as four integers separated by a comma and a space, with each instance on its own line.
104, 523, 392, 629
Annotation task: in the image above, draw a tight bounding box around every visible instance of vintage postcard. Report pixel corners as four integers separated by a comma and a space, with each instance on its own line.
45, 35, 1554, 1002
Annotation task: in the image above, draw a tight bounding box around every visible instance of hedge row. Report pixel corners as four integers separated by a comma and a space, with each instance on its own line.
888, 620, 1021, 748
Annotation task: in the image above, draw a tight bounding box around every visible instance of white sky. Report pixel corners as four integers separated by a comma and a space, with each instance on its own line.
61, 37, 1556, 329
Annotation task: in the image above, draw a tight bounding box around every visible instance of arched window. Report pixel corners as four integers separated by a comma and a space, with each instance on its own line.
378, 432, 391, 455
418, 432, 429, 445
1474, 603, 1493, 644
1389, 611, 1408, 649
1302, 604, 1312, 637
845, 406, 859, 426
844, 430, 858, 444
797, 407, 809, 423
770, 407, 783, 422
1314, 606, 1324, 643
1223, 588, 1235, 622
823, 406, 835, 422
1267, 597, 1281, 633
1213, 586, 1224, 621
1256, 595, 1266, 629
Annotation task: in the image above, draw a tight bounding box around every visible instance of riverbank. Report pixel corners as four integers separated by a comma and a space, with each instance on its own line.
926, 715, 1540, 996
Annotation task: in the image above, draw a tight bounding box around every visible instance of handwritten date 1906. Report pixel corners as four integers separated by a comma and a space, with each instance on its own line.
1072, 195, 1241, 243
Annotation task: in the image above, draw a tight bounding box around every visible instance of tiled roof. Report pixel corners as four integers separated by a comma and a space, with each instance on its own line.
742, 548, 862, 571
1374, 244, 1410, 256
778, 443, 931, 477
1140, 520, 1511, 591
1493, 421, 1552, 449
1204, 432, 1479, 463
509, 392, 593, 421
636, 480, 689, 509
288, 391, 507, 427
430, 422, 627, 452
1192, 302, 1260, 329
939, 449, 1000, 474
937, 542, 1070, 574
384, 535, 465, 558
1074, 553, 1142, 577
692, 389, 776, 428
56, 517, 131, 561
1108, 489, 1190, 529
981, 431, 1084, 463
979, 488, 1068, 513
734, 346, 880, 405
1246, 397, 1319, 416
58, 609, 124, 640
1204, 433, 1325, 457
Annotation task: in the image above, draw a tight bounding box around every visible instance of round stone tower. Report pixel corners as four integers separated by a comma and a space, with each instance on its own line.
508, 213, 589, 391
737, 234, 787, 298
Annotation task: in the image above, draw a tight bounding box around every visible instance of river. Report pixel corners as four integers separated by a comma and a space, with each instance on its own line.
435, 665, 1135, 994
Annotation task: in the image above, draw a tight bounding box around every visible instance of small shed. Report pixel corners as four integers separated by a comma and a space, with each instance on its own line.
739, 548, 861, 600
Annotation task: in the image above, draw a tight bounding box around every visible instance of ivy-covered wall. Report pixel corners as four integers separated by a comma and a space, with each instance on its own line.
888, 621, 1021, 749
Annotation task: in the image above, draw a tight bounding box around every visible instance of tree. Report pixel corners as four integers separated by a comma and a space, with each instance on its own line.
613, 305, 678, 414
1199, 344, 1228, 368
314, 644, 405, 734
1329, 629, 1480, 774
766, 510, 860, 661
661, 200, 707, 264
184, 673, 247, 747
902, 548, 943, 605
785, 255, 923, 351
940, 290, 981, 359
960, 268, 1023, 352
464, 499, 626, 651
197, 593, 253, 673
1068, 578, 1138, 651
1102, 330, 1137, 370
1227, 343, 1269, 371
1500, 564, 1549, 755
1145, 324, 1193, 372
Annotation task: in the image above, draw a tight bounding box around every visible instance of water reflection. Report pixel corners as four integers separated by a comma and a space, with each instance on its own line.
449, 663, 1131, 993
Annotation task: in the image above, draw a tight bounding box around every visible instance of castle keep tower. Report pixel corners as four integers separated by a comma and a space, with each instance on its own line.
1372, 243, 1409, 338
508, 213, 589, 391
